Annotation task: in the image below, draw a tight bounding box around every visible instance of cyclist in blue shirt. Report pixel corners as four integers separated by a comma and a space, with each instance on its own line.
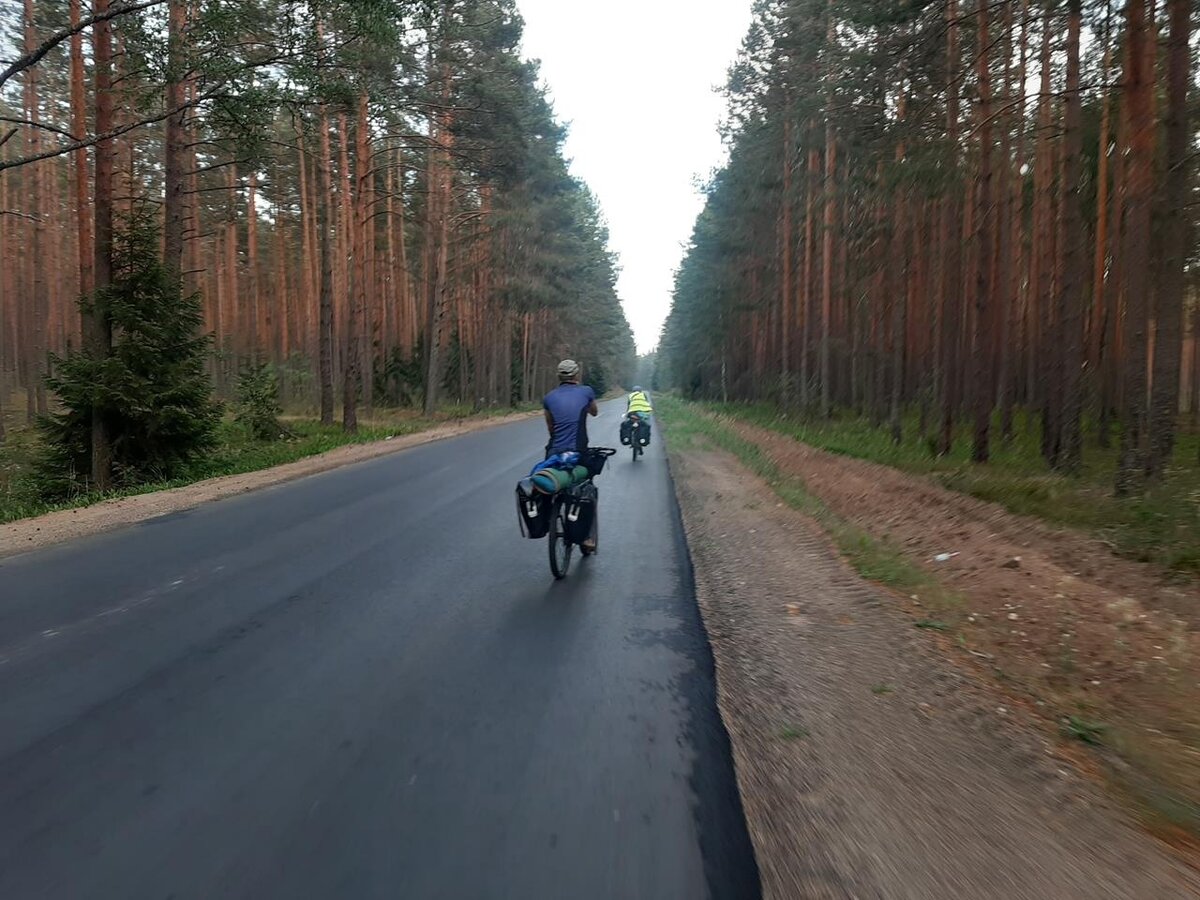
542, 359, 600, 551
543, 359, 598, 456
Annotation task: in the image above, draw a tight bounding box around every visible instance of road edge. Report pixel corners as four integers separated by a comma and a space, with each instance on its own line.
658, 429, 765, 899
1, 410, 537, 559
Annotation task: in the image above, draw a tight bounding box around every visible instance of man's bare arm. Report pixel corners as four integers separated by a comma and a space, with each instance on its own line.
544, 409, 555, 435
587, 400, 599, 417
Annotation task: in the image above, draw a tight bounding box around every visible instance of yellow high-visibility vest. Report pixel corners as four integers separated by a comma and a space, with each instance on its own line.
627, 391, 653, 415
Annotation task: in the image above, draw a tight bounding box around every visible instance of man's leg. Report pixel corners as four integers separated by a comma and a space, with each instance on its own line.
582, 489, 598, 552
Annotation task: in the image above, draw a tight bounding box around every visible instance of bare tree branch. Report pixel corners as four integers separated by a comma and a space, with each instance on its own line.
0, 0, 168, 91
0, 85, 227, 174
0, 115, 78, 142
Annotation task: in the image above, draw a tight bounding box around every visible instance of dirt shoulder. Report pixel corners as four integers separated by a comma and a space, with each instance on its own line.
1, 411, 534, 559
712, 414, 1200, 825
666, 431, 1200, 897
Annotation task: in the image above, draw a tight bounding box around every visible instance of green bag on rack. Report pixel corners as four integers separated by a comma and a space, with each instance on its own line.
530, 465, 591, 495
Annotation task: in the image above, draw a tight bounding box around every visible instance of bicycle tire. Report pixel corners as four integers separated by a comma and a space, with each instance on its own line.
549, 498, 572, 579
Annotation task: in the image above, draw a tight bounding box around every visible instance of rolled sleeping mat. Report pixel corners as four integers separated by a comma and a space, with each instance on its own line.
530, 465, 591, 494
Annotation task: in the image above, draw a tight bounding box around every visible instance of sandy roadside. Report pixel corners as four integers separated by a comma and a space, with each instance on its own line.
664, 436, 1200, 898
1, 411, 535, 559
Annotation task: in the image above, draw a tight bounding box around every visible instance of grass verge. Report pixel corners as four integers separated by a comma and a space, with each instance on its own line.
659, 396, 961, 619
0, 405, 533, 525
705, 402, 1200, 578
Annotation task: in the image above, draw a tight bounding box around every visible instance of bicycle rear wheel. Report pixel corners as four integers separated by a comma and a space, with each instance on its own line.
548, 498, 573, 579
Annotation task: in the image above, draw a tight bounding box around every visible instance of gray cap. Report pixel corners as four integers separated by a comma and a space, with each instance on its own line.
557, 359, 581, 381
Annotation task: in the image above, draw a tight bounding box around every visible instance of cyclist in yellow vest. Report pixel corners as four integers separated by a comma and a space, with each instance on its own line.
622, 386, 654, 447
626, 387, 653, 418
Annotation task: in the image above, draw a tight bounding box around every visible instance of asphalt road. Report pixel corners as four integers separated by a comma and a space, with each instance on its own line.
0, 401, 760, 899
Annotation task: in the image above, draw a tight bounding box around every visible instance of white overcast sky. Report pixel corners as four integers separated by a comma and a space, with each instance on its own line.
516, 1, 755, 354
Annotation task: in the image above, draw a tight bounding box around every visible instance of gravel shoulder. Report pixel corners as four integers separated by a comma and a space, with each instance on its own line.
667, 437, 1200, 899
0, 411, 534, 559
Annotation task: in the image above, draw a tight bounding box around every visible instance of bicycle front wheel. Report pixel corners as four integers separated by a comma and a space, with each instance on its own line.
549, 499, 573, 579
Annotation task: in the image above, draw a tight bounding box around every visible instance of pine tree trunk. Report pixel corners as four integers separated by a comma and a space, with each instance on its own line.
223, 164, 239, 370
337, 112, 353, 383
0, 136, 6, 444
69, 0, 93, 303
800, 145, 817, 408
1001, 0, 1028, 442
423, 131, 443, 414
296, 130, 316, 362
163, 0, 187, 279
890, 85, 908, 446
423, 51, 454, 415
0, 134, 8, 440
23, 0, 47, 420
358, 93, 375, 420
318, 104, 335, 426
183, 77, 200, 299
780, 114, 793, 406
89, 0, 115, 489
889, 201, 905, 446
343, 93, 370, 434
384, 158, 397, 365
938, 0, 960, 457
398, 153, 415, 357
247, 169, 261, 358
1116, 0, 1157, 494
820, 9, 836, 418
1057, 0, 1085, 473
1091, 2, 1115, 413
1033, 15, 1056, 462
1101, 80, 1130, 449
1193, 304, 1200, 448
970, 0, 993, 463
1147, 0, 1191, 477
274, 194, 289, 363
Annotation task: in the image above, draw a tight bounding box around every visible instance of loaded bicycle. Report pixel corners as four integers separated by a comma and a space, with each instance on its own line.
515, 447, 616, 580
628, 415, 646, 461
620, 412, 651, 461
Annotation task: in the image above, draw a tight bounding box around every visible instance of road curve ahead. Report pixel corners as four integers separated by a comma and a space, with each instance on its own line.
0, 402, 760, 900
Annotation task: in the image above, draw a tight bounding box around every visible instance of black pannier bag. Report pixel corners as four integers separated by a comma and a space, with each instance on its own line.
563, 482, 598, 545
515, 479, 552, 539
637, 419, 651, 446
619, 418, 632, 445
580, 447, 610, 478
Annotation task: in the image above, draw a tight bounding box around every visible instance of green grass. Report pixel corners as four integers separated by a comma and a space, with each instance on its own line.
1063, 715, 1108, 746
659, 396, 962, 617
871, 683, 895, 695
0, 404, 532, 526
700, 401, 1200, 578
914, 619, 951, 632
778, 724, 810, 741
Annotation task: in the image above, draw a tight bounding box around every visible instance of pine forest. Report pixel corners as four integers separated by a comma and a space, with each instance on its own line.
0, 0, 635, 491
661, 0, 1199, 495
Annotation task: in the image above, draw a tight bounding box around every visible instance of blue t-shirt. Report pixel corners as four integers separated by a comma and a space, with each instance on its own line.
543, 383, 596, 454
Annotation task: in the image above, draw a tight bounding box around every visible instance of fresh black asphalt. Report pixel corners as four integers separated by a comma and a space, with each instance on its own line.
0, 401, 760, 899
